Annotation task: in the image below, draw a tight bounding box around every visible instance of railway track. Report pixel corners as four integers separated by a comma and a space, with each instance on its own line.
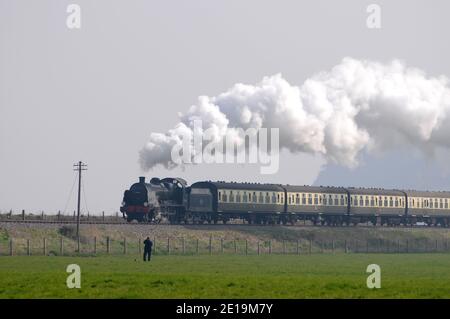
0, 219, 127, 225
0, 219, 447, 229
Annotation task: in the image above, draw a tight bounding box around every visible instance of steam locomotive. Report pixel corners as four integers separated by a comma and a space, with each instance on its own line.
120, 177, 450, 226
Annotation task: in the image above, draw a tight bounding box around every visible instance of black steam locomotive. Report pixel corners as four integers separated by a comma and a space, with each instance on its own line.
120, 177, 450, 226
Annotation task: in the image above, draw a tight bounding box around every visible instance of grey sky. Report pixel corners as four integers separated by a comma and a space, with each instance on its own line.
1, 0, 450, 214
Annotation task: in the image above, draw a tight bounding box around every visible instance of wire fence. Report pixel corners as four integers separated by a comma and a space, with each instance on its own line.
0, 210, 124, 223
1, 237, 449, 256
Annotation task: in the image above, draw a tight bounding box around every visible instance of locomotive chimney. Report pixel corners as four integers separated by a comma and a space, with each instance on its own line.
139, 176, 145, 183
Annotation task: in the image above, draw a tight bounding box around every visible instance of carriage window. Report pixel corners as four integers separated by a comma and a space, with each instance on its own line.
258, 192, 264, 203
218, 192, 221, 201
253, 192, 257, 203
302, 194, 306, 205
222, 193, 227, 202
360, 196, 364, 206
365, 196, 369, 206
440, 199, 443, 209
384, 197, 388, 207
296, 194, 300, 204
229, 191, 234, 202
236, 192, 241, 203
353, 196, 358, 206
314, 194, 318, 205
308, 194, 312, 205
265, 192, 270, 204
395, 197, 399, 207
243, 192, 248, 203
345, 196, 348, 205
323, 195, 328, 205
445, 199, 449, 209
370, 196, 375, 206
277, 194, 280, 203
340, 195, 345, 206
272, 193, 277, 204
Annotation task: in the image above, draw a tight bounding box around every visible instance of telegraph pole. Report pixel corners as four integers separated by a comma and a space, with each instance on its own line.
73, 161, 87, 241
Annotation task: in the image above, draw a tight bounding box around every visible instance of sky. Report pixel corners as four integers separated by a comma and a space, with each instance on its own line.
1, 0, 450, 214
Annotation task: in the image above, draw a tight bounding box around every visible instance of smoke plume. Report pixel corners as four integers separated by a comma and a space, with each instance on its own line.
139, 57, 450, 171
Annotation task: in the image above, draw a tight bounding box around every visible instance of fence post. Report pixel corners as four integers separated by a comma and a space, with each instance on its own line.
94, 237, 97, 254
283, 240, 286, 254
60, 237, 64, 255
43, 238, 47, 256
167, 237, 170, 255
102, 211, 105, 222
406, 239, 409, 253
435, 239, 438, 252
332, 240, 335, 254
106, 237, 110, 254
58, 210, 61, 221
196, 239, 199, 254
296, 240, 299, 255
9, 239, 13, 256
234, 240, 237, 254
269, 241, 272, 254
73, 211, 76, 220
257, 242, 260, 255
22, 209, 25, 221
309, 239, 312, 254
220, 238, 224, 254
27, 239, 30, 256
77, 236, 81, 253
41, 211, 44, 220
245, 239, 248, 255
182, 237, 185, 254
123, 238, 127, 254
154, 237, 157, 255
209, 236, 212, 255
345, 240, 348, 254
138, 238, 141, 255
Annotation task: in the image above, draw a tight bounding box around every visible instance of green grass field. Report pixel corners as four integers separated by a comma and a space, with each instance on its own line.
1, 254, 450, 298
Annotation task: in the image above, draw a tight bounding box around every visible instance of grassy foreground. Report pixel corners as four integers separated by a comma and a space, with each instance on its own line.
1, 254, 450, 298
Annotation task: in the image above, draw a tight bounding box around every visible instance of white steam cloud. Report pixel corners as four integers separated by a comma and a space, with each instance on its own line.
139, 57, 450, 171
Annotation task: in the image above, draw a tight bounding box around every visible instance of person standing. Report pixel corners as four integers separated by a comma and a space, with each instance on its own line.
143, 237, 153, 261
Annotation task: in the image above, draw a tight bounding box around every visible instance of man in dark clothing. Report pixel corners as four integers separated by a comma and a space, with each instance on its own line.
143, 237, 153, 261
